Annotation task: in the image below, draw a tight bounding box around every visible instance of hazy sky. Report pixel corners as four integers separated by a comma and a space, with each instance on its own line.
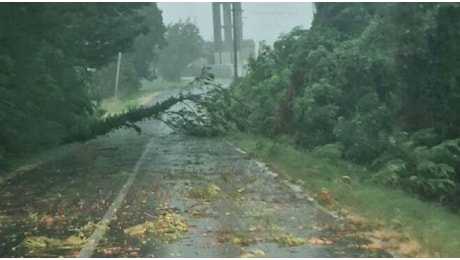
157, 2, 314, 49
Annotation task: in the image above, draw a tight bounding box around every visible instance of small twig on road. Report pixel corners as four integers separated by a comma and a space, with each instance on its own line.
143, 212, 156, 219
187, 202, 201, 210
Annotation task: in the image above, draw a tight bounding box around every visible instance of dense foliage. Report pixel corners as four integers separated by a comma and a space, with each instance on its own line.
0, 3, 164, 168
229, 3, 460, 208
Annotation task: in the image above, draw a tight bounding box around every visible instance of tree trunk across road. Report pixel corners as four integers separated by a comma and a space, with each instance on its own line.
0, 88, 391, 257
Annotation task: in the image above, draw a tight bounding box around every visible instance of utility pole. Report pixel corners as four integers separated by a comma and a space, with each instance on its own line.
232, 3, 241, 79
212, 3, 242, 79
114, 52, 122, 97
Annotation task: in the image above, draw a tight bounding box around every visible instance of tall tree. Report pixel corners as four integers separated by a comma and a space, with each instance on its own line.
131, 4, 166, 80
157, 19, 204, 82
0, 3, 164, 168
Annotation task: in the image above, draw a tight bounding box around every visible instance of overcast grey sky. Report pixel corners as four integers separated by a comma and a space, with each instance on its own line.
157, 2, 314, 49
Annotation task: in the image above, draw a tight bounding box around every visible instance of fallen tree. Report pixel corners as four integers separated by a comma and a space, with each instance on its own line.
65, 78, 248, 143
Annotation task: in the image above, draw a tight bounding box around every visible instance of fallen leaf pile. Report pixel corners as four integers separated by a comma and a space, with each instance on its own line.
315, 187, 335, 206
307, 237, 333, 245
270, 233, 304, 246
207, 183, 221, 196
188, 183, 221, 200
240, 249, 265, 258
229, 234, 257, 246
124, 211, 188, 242
18, 234, 86, 253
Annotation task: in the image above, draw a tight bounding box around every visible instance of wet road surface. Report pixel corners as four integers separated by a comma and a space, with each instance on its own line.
0, 87, 392, 257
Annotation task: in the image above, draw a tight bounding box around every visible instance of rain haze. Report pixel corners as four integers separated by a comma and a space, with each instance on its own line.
2, 2, 460, 258
157, 2, 314, 49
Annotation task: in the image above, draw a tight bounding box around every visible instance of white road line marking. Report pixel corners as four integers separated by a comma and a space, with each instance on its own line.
78, 139, 154, 257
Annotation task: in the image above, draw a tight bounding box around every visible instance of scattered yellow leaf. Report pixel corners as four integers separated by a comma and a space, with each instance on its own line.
307, 237, 333, 245
338, 208, 349, 217
360, 243, 383, 250
124, 211, 188, 242
253, 249, 265, 257
271, 234, 304, 246
207, 183, 221, 196
399, 240, 421, 254
315, 187, 335, 206
240, 252, 254, 258
231, 237, 241, 244
40, 214, 54, 228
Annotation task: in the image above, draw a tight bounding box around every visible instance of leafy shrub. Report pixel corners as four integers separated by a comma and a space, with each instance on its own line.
409, 128, 439, 147
410, 162, 455, 197
293, 80, 341, 148
371, 130, 459, 202
371, 158, 407, 187
313, 143, 343, 160
333, 93, 394, 164
231, 68, 291, 137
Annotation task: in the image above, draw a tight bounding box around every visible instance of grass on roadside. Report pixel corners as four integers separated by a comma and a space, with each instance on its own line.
0, 154, 42, 182
101, 79, 190, 115
229, 132, 460, 257
139, 78, 190, 93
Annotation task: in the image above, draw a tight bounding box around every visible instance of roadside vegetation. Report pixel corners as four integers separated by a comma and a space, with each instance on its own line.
0, 4, 205, 172
230, 133, 460, 257
227, 3, 460, 211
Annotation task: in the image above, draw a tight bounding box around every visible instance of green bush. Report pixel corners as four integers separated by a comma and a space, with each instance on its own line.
221, 3, 460, 207
312, 143, 343, 160
293, 80, 341, 148
371, 131, 459, 203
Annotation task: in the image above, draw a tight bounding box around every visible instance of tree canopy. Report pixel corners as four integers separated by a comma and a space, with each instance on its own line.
227, 3, 460, 208
157, 19, 205, 81
0, 3, 165, 168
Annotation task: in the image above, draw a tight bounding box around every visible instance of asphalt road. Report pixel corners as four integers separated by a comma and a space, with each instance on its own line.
0, 87, 392, 258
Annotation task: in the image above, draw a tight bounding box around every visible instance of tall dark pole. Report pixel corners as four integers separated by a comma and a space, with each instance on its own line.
232, 3, 238, 79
